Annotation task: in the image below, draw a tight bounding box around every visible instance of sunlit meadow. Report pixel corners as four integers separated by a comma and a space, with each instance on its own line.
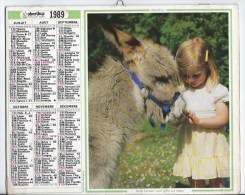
111, 121, 189, 188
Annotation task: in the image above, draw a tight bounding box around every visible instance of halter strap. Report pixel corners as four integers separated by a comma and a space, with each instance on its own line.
123, 62, 180, 130
123, 63, 144, 89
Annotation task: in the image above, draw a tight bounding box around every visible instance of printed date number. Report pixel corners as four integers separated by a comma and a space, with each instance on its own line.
50, 11, 65, 18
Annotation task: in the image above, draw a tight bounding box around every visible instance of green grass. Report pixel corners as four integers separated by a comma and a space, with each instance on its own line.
111, 120, 189, 188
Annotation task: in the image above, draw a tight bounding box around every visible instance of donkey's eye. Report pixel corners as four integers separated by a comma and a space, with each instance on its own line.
155, 76, 168, 83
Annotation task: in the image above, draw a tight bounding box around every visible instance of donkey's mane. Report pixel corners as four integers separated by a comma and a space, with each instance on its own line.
89, 56, 144, 132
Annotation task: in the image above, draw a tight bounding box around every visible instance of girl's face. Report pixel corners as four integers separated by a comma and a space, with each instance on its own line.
181, 66, 208, 89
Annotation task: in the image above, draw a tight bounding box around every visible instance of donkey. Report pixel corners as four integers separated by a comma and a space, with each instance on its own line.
89, 23, 185, 189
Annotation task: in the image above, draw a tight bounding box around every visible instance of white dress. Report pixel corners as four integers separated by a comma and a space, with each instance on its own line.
173, 84, 230, 179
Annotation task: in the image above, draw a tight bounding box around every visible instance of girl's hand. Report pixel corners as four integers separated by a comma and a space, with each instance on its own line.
183, 109, 200, 125
182, 102, 229, 128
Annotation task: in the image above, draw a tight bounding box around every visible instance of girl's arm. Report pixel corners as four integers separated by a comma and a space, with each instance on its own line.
184, 102, 229, 128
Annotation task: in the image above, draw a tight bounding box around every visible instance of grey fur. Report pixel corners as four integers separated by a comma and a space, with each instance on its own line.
89, 26, 185, 189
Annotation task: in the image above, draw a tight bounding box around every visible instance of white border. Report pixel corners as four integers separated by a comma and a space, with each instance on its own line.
0, 0, 244, 194
84, 6, 239, 195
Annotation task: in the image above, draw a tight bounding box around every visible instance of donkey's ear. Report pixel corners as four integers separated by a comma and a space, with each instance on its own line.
100, 22, 141, 52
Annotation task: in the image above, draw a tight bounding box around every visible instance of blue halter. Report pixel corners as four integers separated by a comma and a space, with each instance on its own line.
123, 62, 180, 130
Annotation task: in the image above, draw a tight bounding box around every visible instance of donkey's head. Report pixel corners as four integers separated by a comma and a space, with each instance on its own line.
101, 23, 185, 127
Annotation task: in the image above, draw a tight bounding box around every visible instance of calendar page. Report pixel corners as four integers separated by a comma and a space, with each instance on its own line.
5, 5, 240, 194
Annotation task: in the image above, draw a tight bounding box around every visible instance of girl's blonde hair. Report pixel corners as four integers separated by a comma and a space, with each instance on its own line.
175, 37, 219, 91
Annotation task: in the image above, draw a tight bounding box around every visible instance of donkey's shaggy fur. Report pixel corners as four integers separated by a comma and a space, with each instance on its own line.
89, 25, 184, 189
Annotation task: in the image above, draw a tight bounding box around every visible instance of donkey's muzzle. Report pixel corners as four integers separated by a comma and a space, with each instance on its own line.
165, 95, 186, 126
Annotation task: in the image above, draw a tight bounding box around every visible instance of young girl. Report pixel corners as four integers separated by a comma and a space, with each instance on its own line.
173, 37, 230, 188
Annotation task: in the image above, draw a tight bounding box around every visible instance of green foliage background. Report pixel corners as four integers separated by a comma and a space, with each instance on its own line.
88, 13, 229, 88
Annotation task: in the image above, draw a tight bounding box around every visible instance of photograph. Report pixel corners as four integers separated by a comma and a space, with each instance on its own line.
87, 11, 232, 190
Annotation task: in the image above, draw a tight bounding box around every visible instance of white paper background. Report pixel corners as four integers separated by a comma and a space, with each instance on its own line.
0, 0, 244, 194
